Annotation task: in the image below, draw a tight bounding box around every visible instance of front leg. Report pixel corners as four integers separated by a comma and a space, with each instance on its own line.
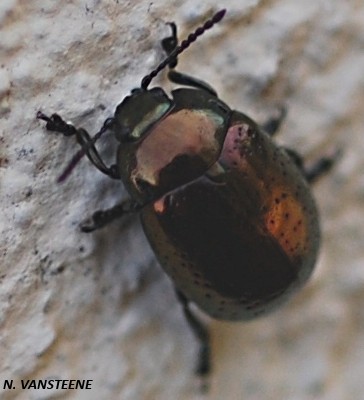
261, 107, 287, 137
161, 22, 217, 96
80, 198, 142, 232
37, 112, 119, 179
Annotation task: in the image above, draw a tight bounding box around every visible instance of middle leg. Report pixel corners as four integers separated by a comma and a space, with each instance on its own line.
80, 198, 142, 232
284, 147, 341, 184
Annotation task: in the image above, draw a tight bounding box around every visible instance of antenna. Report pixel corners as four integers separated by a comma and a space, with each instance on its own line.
141, 9, 226, 90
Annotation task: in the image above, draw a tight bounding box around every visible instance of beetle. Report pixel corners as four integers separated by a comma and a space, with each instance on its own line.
37, 9, 338, 377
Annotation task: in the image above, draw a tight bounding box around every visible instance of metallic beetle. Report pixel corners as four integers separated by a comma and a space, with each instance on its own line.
37, 9, 337, 376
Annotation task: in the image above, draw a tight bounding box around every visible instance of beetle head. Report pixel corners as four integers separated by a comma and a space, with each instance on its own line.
114, 87, 172, 142
52, 10, 226, 183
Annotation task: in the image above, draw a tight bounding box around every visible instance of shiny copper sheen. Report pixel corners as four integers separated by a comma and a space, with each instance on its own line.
137, 111, 319, 320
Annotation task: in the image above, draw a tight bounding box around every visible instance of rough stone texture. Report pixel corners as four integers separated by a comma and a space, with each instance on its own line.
0, 0, 363, 399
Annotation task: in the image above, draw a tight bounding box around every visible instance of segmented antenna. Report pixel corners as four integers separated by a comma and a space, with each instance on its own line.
141, 9, 226, 89
57, 148, 85, 182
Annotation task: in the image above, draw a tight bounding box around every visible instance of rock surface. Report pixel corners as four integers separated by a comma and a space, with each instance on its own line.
1, 1, 363, 399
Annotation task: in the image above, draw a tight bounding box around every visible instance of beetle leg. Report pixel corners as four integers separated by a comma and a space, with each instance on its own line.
284, 148, 304, 171
284, 147, 341, 184
261, 107, 287, 136
37, 112, 119, 179
175, 290, 211, 378
304, 148, 342, 184
37, 111, 79, 136
72, 123, 121, 179
80, 199, 142, 232
167, 70, 217, 96
161, 23, 218, 96
161, 22, 178, 68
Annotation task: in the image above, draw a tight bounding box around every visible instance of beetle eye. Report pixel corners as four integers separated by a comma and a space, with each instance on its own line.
118, 125, 133, 142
